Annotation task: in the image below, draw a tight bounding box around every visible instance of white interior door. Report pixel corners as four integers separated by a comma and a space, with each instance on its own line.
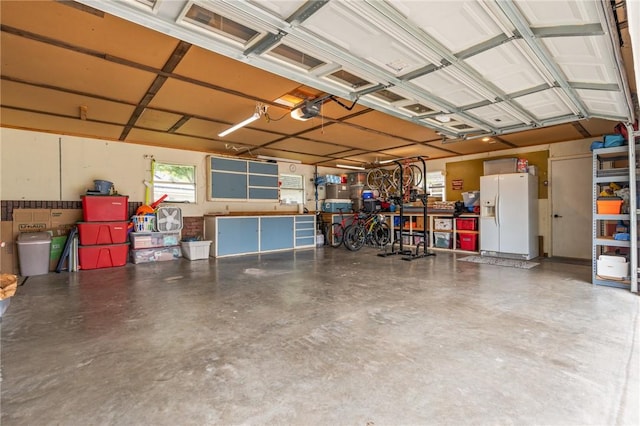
551, 156, 592, 259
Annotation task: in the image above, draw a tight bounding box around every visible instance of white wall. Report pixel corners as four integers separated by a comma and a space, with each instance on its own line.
425, 137, 594, 256
2, 127, 599, 255
0, 128, 341, 216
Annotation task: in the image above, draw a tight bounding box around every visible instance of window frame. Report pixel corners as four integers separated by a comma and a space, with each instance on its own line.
426, 170, 445, 201
152, 161, 197, 204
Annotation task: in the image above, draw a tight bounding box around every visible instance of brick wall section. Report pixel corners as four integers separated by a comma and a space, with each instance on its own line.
1, 200, 83, 221
1, 200, 144, 221
181, 216, 204, 240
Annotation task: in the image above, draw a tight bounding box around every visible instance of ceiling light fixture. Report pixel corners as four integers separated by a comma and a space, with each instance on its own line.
336, 164, 365, 170
218, 103, 266, 137
257, 155, 301, 164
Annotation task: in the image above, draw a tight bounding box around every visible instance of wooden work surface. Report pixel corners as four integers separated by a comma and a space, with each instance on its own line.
204, 211, 314, 217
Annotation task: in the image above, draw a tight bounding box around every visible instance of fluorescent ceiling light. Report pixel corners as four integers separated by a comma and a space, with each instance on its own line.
218, 113, 259, 137
218, 103, 267, 137
379, 159, 397, 164
257, 155, 301, 164
336, 164, 365, 170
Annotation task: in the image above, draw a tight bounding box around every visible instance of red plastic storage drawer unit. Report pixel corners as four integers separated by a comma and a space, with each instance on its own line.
81, 195, 129, 222
458, 233, 478, 251
78, 243, 129, 270
77, 221, 130, 245
455, 218, 477, 231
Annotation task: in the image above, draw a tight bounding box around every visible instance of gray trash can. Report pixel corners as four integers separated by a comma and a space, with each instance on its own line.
17, 232, 52, 276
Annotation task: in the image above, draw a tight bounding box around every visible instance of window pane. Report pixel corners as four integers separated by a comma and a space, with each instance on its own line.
269, 44, 325, 70
184, 4, 258, 44
328, 70, 370, 88
426, 171, 445, 201
153, 162, 196, 203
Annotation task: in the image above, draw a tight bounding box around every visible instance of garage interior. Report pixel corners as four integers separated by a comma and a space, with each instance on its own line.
1, 0, 639, 424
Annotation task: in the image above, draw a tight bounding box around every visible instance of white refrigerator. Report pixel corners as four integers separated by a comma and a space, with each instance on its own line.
480, 173, 538, 260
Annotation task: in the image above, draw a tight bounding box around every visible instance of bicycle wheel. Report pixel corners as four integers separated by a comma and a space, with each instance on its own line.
372, 222, 391, 246
393, 165, 413, 191
366, 169, 383, 190
343, 224, 366, 251
329, 223, 344, 247
409, 164, 423, 187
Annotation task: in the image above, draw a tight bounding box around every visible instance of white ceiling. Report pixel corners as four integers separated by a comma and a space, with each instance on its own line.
79, 0, 635, 140
0, 0, 637, 167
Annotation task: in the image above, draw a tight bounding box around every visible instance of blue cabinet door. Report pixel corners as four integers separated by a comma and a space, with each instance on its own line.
217, 217, 259, 256
260, 217, 294, 251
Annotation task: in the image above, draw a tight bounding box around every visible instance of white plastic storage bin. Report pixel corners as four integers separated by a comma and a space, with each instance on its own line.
434, 232, 452, 249
181, 241, 212, 260
434, 218, 452, 231
596, 255, 628, 279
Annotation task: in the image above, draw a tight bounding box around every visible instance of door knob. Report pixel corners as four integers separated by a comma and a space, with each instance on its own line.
553, 214, 563, 218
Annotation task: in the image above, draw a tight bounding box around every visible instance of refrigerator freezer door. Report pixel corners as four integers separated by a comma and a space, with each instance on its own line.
480, 175, 500, 252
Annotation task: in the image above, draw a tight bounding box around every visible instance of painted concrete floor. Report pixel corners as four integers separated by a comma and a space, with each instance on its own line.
1, 247, 638, 425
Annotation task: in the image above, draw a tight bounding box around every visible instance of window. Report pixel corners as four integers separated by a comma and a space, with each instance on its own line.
268, 44, 326, 71
279, 173, 304, 205
426, 171, 445, 201
183, 4, 259, 44
153, 162, 196, 203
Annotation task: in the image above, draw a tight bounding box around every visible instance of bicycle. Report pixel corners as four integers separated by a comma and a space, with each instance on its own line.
328, 208, 351, 248
342, 213, 391, 251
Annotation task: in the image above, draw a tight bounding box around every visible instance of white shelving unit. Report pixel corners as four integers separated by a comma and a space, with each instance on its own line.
383, 212, 480, 253
592, 143, 638, 292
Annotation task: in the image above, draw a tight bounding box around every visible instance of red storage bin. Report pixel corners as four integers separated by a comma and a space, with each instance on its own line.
78, 243, 129, 270
77, 221, 130, 245
458, 233, 478, 251
82, 195, 129, 222
456, 218, 477, 231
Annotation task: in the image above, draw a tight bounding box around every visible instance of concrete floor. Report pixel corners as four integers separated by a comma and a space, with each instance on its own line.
1, 247, 638, 425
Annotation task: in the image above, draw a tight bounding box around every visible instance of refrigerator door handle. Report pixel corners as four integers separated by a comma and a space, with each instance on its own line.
496, 194, 500, 226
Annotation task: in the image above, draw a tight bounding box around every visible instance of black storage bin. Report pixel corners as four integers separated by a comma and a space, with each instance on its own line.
363, 199, 381, 213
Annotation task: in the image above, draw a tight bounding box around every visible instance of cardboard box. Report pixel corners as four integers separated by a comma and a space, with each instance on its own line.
51, 209, 82, 234
13, 209, 51, 235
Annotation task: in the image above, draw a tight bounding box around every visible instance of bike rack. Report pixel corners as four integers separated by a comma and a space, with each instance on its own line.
378, 158, 417, 257
402, 156, 436, 261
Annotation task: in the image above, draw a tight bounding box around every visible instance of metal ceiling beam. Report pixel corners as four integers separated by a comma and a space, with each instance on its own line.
494, 0, 589, 118
243, 31, 285, 56
287, 0, 330, 25
355, 0, 539, 125
569, 82, 621, 91
531, 23, 604, 38
455, 34, 514, 60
